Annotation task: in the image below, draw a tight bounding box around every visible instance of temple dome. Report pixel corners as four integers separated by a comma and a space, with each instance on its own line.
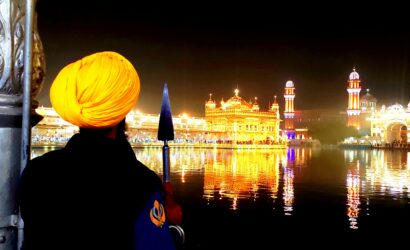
225, 95, 251, 108
285, 80, 294, 88
223, 89, 251, 109
387, 104, 405, 113
360, 89, 377, 111
349, 68, 360, 80
361, 91, 376, 103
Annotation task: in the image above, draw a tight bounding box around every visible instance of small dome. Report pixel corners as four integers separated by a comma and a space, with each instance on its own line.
225, 91, 251, 109
387, 103, 405, 113
285, 80, 294, 88
361, 91, 377, 103
349, 68, 360, 80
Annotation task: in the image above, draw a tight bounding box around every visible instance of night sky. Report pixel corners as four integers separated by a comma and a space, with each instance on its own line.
36, 0, 410, 116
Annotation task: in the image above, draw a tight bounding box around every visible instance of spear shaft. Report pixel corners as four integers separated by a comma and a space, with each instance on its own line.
162, 140, 171, 183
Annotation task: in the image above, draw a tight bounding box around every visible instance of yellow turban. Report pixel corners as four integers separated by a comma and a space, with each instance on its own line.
50, 51, 140, 129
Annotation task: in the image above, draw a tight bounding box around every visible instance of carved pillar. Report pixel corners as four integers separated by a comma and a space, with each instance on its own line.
0, 0, 45, 249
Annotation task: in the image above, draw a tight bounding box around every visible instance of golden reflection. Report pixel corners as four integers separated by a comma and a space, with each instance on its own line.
134, 147, 308, 211
136, 148, 311, 211
203, 149, 284, 210
134, 148, 205, 176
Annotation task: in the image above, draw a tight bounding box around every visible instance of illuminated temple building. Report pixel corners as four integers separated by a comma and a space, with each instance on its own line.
33, 88, 285, 147
33, 107, 207, 147
369, 103, 410, 143
342, 67, 410, 144
33, 100, 284, 148
205, 88, 282, 145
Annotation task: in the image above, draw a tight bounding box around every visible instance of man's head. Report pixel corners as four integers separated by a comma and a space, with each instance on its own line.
50, 51, 140, 129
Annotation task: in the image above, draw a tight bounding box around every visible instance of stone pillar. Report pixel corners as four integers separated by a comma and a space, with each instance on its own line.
0, 1, 45, 249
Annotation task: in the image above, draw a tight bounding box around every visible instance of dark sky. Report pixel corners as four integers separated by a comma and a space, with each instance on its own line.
36, 0, 410, 116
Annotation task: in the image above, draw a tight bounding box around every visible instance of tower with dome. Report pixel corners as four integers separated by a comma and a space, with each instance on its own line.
282, 80, 310, 141
345, 67, 377, 135
284, 80, 296, 139
346, 67, 362, 128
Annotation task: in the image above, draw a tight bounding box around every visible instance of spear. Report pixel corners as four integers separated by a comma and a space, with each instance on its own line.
157, 83, 174, 183
157, 83, 185, 246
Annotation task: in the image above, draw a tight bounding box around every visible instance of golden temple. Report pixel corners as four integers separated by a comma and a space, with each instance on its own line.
32, 88, 286, 148
205, 88, 283, 146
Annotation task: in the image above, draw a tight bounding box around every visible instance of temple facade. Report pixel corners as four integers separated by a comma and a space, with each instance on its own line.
204, 89, 282, 145
369, 103, 410, 143
33, 89, 286, 147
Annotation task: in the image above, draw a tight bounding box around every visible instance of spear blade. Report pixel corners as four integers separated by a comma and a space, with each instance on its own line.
158, 83, 174, 141
157, 83, 174, 183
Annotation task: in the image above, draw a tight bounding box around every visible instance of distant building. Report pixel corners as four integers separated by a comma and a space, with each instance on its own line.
33, 106, 78, 145
32, 107, 208, 146
346, 67, 362, 128
343, 68, 377, 135
282, 80, 309, 140
205, 88, 282, 144
283, 80, 296, 139
293, 108, 345, 128
33, 88, 285, 147
369, 103, 410, 143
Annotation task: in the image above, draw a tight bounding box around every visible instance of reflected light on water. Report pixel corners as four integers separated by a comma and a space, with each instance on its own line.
133, 148, 294, 211
283, 167, 294, 216
346, 162, 361, 230
344, 149, 410, 230
365, 150, 410, 196
30, 145, 410, 233
203, 149, 284, 210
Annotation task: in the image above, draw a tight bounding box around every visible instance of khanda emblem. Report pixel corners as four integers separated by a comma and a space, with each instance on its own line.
150, 200, 166, 228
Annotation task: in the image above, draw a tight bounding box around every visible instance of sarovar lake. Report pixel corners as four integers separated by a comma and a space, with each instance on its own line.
32, 147, 410, 248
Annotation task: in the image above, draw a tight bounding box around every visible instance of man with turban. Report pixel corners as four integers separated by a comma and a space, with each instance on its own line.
18, 52, 182, 250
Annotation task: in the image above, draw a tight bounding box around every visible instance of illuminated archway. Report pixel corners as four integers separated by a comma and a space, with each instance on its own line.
370, 104, 410, 144
386, 122, 407, 143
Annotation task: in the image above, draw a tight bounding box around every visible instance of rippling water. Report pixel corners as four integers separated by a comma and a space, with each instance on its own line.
32, 147, 410, 248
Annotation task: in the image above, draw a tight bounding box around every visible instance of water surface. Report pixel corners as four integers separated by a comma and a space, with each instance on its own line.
32, 147, 410, 248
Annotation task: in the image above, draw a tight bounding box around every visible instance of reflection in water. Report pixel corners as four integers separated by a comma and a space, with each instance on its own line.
32, 146, 307, 212
203, 149, 283, 210
282, 148, 296, 215
133, 147, 305, 212
283, 166, 294, 216
343, 149, 410, 230
31, 145, 409, 233
366, 150, 410, 196
344, 150, 410, 198
134, 147, 206, 178
346, 161, 360, 230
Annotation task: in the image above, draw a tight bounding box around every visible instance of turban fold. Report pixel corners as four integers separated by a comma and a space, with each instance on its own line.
50, 51, 140, 128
